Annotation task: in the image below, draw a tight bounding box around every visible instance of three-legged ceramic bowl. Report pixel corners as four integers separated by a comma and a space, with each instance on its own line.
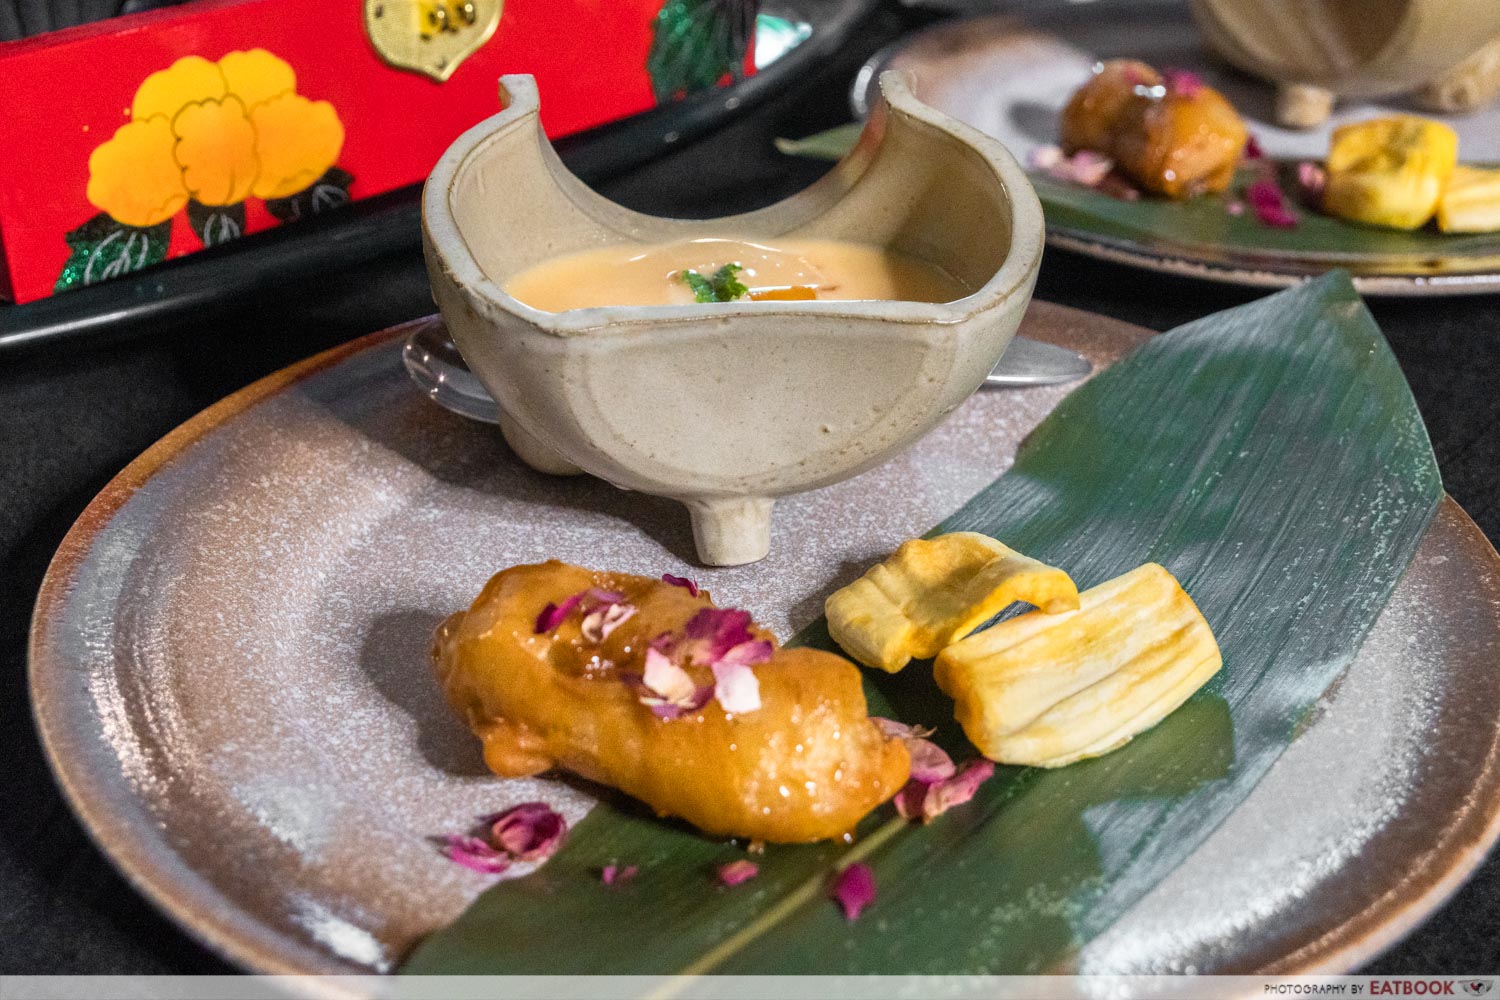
423, 72, 1044, 565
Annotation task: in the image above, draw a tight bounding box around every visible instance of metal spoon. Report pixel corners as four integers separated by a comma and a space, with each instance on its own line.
402, 320, 1090, 425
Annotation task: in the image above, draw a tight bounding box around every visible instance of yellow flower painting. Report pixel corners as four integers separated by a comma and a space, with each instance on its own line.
59, 48, 351, 293
84, 49, 345, 227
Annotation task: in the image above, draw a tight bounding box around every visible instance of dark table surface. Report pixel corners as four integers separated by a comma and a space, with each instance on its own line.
3, 3, 1498, 978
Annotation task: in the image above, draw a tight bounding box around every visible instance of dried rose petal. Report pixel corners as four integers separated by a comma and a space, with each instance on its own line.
638, 648, 713, 718
718, 860, 759, 887
487, 802, 568, 862
830, 863, 876, 921
661, 573, 700, 597
1029, 145, 1116, 188
534, 592, 584, 633
1065, 150, 1114, 186
711, 658, 762, 714
905, 737, 956, 786
1296, 160, 1328, 208
1027, 145, 1064, 172
1244, 134, 1265, 160
1162, 68, 1203, 96
922, 759, 995, 820
683, 608, 756, 664
642, 647, 697, 704
872, 718, 936, 741
1247, 179, 1298, 228
871, 718, 953, 785
581, 602, 636, 643
444, 834, 511, 875
647, 686, 713, 720
601, 864, 639, 885
892, 781, 928, 821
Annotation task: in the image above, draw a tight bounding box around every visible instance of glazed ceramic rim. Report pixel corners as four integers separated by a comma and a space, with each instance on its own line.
422, 74, 1046, 335
1044, 230, 1500, 297
27, 316, 1500, 981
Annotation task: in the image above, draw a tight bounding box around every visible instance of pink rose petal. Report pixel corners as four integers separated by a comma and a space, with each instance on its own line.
711, 658, 762, 715
534, 592, 584, 633
830, 863, 876, 921
683, 608, 756, 664
1226, 199, 1245, 216
661, 573, 700, 597
872, 718, 935, 741
443, 834, 512, 875
639, 648, 713, 718
581, 602, 636, 643
1247, 179, 1298, 228
585, 588, 626, 606
642, 647, 698, 705
1065, 150, 1114, 187
601, 864, 639, 885
487, 802, 568, 862
717, 860, 759, 887
1029, 145, 1116, 188
921, 759, 995, 820
1162, 67, 1203, 96
647, 686, 713, 720
871, 718, 953, 784
1027, 145, 1064, 171
1296, 160, 1327, 208
893, 781, 928, 821
905, 737, 956, 786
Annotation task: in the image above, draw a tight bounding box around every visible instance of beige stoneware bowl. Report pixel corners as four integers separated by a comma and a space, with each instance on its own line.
422, 72, 1043, 566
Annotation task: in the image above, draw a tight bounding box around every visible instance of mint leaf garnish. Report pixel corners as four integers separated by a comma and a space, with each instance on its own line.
681, 263, 748, 302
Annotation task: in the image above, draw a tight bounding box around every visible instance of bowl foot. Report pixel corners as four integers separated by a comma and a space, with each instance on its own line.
685, 497, 774, 567
498, 410, 585, 476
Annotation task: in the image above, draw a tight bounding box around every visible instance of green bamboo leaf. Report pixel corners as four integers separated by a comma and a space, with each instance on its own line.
53, 213, 172, 294
403, 272, 1441, 976
647, 0, 756, 102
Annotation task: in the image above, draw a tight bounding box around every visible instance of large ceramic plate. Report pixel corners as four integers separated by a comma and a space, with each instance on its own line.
29, 302, 1500, 977
850, 1, 1500, 294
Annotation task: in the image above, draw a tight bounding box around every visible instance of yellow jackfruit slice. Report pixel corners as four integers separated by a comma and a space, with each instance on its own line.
825, 532, 1080, 674
1323, 116, 1458, 230
933, 563, 1221, 768
1437, 165, 1500, 233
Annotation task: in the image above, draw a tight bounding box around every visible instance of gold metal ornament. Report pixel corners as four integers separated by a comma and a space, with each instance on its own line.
364, 0, 502, 83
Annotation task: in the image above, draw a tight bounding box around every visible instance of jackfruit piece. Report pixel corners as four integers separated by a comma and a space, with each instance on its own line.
933, 563, 1221, 768
1323, 116, 1458, 230
825, 532, 1079, 674
1438, 165, 1500, 233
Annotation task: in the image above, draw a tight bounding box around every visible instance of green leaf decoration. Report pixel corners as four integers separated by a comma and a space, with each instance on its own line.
774, 123, 864, 162
186, 200, 247, 248
402, 273, 1441, 976
647, 0, 756, 103
53, 213, 172, 294
775, 122, 858, 161
682, 262, 748, 302
264, 166, 354, 224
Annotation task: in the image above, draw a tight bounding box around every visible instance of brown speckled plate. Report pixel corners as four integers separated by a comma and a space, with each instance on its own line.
28, 302, 1500, 976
